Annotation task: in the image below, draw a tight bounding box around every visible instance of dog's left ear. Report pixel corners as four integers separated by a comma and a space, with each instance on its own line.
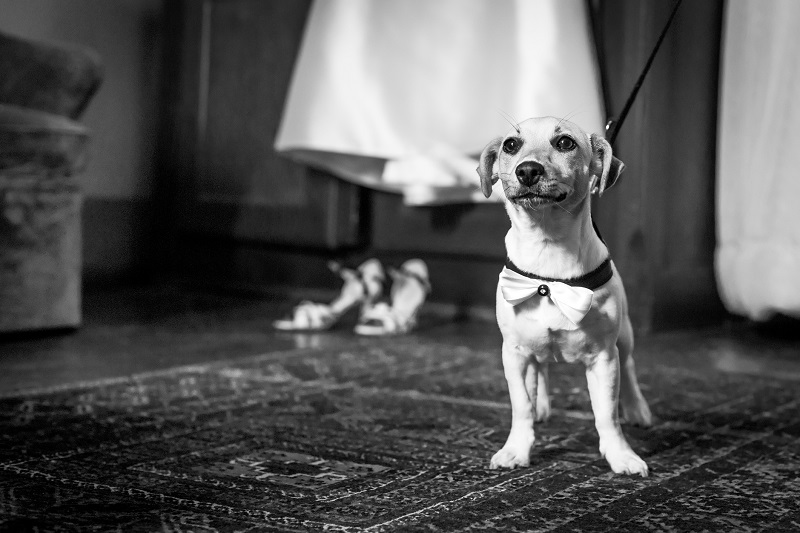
589, 134, 625, 196
476, 137, 502, 198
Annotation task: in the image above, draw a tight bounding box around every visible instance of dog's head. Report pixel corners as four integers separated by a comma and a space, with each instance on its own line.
476, 117, 624, 210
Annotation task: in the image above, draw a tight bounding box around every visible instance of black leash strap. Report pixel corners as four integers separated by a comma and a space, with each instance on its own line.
605, 0, 684, 145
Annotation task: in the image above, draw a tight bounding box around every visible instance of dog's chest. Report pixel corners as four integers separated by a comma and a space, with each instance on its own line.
498, 296, 599, 364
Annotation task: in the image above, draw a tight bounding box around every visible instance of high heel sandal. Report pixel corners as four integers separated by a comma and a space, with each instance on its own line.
272, 259, 385, 332
354, 259, 431, 336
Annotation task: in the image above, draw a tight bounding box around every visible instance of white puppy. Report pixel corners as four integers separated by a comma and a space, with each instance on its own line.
477, 117, 652, 476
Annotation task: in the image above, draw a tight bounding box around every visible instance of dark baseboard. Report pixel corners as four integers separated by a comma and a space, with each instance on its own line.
82, 197, 156, 285
174, 239, 501, 311
173, 237, 733, 332
653, 266, 728, 331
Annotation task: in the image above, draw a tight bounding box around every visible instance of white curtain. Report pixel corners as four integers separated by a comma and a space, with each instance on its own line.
274, 0, 605, 205
716, 0, 800, 320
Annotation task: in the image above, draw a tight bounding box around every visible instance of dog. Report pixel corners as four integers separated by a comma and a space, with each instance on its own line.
476, 117, 652, 476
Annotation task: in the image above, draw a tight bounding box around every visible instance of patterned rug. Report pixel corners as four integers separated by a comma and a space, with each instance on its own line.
1, 327, 799, 532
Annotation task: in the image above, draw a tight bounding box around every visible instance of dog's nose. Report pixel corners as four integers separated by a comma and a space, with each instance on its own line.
515, 161, 545, 187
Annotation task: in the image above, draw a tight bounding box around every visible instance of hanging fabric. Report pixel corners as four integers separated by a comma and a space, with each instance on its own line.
274, 0, 605, 205
716, 0, 800, 320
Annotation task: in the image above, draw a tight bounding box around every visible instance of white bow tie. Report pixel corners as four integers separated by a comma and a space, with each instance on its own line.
499, 267, 594, 325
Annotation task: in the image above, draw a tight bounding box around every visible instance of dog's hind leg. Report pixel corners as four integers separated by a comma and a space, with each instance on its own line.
536, 363, 551, 422
617, 317, 653, 427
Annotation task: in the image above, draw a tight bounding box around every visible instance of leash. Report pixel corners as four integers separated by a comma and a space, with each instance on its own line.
603, 0, 684, 145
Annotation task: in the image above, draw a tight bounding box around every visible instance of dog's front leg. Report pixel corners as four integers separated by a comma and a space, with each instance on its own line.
491, 341, 538, 469
585, 346, 649, 477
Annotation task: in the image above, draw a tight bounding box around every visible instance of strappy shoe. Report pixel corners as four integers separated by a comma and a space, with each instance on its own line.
273, 259, 385, 332
354, 259, 431, 336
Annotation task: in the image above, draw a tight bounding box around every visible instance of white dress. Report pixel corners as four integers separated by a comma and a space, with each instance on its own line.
274, 0, 605, 205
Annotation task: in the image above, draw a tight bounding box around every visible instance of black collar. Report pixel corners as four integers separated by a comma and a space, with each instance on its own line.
503, 218, 613, 290
504, 256, 613, 290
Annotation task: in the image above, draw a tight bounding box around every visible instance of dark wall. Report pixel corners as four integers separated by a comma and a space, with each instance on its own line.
593, 0, 725, 330
0, 0, 166, 284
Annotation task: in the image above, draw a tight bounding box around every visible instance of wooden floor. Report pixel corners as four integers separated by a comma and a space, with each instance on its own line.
1, 282, 799, 397
0, 284, 298, 395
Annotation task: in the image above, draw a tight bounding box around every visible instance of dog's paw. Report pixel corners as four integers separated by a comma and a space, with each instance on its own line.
490, 431, 534, 469
490, 446, 531, 469
620, 396, 653, 427
603, 444, 649, 477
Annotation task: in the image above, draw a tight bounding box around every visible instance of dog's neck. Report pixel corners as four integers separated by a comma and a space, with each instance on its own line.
504, 197, 608, 280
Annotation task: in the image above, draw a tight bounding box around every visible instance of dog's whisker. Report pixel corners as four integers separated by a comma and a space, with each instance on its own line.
497, 108, 521, 134
556, 108, 584, 131
556, 110, 574, 130
554, 201, 573, 215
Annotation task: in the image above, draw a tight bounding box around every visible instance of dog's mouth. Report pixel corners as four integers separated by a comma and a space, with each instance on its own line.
509, 191, 568, 206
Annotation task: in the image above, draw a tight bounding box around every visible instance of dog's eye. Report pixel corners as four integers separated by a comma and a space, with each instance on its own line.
555, 136, 576, 152
502, 138, 521, 154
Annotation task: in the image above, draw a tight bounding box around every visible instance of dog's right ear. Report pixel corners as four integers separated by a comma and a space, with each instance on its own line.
476, 137, 502, 198
589, 134, 625, 196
